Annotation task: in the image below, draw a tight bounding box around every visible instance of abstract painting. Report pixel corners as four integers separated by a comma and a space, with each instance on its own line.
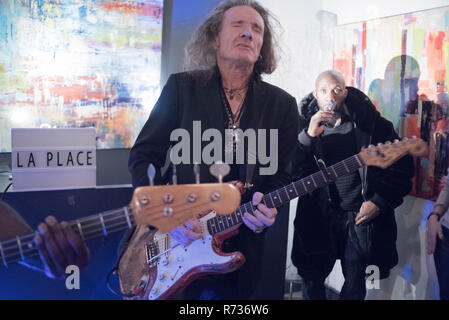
333, 6, 449, 199
0, 0, 163, 152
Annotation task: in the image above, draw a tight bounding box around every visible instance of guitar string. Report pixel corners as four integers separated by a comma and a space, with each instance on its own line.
82, 199, 220, 226
0, 197, 218, 250
0, 211, 135, 248
146, 243, 181, 264
1, 221, 134, 261
2, 238, 172, 263
3, 188, 229, 235
1, 204, 216, 256
1, 224, 191, 262
108, 195, 232, 214
205, 158, 363, 232
1, 222, 130, 252
1, 213, 211, 260
2, 218, 213, 263
0, 218, 135, 257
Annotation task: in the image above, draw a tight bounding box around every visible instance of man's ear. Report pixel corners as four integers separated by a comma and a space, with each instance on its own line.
343, 88, 348, 99
312, 90, 317, 99
214, 36, 220, 50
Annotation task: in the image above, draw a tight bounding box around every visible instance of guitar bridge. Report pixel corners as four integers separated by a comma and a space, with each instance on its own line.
146, 242, 159, 266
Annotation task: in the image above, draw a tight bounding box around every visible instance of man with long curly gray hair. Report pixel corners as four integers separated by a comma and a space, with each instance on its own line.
184, 0, 280, 81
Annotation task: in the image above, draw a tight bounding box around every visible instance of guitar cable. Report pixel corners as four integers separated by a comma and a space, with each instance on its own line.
1, 182, 12, 201
105, 267, 134, 298
1, 168, 12, 201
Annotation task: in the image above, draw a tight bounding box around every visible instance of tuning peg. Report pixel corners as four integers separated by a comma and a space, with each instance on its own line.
377, 143, 383, 147
394, 139, 400, 143
194, 163, 200, 184
147, 164, 155, 186
368, 144, 374, 150
172, 163, 177, 185
209, 162, 231, 183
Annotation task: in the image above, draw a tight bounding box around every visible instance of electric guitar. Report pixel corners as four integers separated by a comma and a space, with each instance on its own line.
117, 138, 427, 300
0, 182, 241, 268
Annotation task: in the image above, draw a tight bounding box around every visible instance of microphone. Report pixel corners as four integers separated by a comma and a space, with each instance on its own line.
319, 102, 338, 127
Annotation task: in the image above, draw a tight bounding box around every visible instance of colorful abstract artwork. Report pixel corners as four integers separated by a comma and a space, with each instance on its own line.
0, 0, 163, 152
333, 6, 449, 200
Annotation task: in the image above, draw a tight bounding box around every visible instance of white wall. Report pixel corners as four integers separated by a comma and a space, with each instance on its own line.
258, 0, 335, 101
322, 0, 449, 25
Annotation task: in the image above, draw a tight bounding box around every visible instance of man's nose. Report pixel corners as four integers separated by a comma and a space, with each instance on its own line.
241, 29, 253, 40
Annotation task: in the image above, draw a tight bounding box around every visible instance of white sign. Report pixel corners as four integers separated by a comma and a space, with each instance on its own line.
12, 128, 96, 192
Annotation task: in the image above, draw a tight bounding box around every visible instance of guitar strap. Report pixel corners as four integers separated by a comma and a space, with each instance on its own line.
311, 108, 373, 266
240, 105, 265, 191
243, 163, 256, 190
312, 136, 331, 202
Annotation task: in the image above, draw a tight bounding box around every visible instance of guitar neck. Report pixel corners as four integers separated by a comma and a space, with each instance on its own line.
207, 154, 365, 235
0, 206, 136, 268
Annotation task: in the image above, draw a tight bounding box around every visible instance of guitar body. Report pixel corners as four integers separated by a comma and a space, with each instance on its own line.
118, 211, 245, 300
0, 201, 32, 241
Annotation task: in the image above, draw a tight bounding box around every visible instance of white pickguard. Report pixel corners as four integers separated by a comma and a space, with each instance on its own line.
146, 211, 238, 300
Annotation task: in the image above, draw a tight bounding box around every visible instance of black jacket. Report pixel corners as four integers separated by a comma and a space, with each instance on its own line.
291, 87, 415, 278
128, 69, 299, 298
129, 70, 299, 193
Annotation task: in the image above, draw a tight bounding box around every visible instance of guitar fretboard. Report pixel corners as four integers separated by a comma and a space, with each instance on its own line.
0, 206, 136, 268
206, 154, 365, 235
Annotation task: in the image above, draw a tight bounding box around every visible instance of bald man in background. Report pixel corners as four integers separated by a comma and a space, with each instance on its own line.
290, 71, 415, 300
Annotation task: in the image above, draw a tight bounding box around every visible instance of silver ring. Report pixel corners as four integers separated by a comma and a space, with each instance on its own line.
254, 228, 263, 234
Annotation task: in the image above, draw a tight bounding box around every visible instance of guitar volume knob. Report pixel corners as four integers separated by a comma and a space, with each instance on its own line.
151, 286, 161, 295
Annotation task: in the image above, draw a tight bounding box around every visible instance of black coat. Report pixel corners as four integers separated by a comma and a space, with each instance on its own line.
128, 69, 299, 298
291, 87, 415, 278
129, 70, 299, 193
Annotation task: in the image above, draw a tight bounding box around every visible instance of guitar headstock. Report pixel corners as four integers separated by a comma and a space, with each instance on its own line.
129, 183, 241, 233
359, 137, 427, 168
